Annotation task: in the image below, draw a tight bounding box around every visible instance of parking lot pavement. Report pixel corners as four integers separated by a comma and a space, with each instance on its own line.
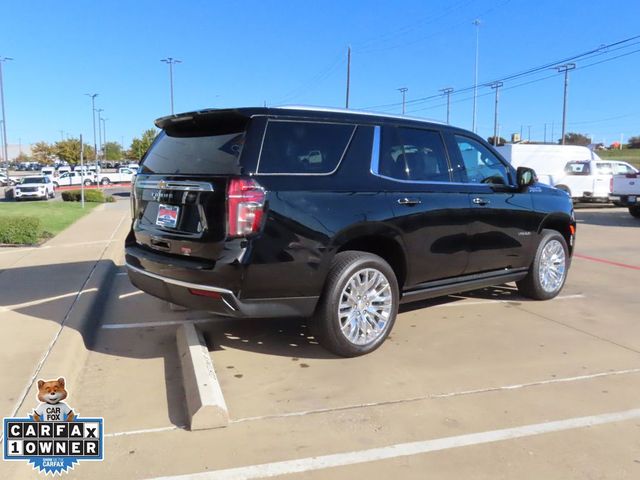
0, 199, 130, 425
5, 206, 640, 480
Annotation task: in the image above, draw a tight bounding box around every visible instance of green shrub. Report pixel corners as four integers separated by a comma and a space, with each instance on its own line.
61, 189, 106, 203
105, 195, 116, 203
0, 216, 41, 244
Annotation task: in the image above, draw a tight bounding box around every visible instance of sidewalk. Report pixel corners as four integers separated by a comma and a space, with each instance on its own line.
0, 199, 130, 421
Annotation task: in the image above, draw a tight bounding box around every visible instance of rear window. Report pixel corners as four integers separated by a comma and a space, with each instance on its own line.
140, 131, 245, 175
258, 121, 355, 174
564, 161, 591, 175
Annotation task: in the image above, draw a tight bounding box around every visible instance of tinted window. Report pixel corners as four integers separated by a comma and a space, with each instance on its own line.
21, 177, 47, 184
564, 161, 591, 175
453, 136, 510, 185
141, 131, 245, 175
258, 121, 355, 174
379, 127, 450, 182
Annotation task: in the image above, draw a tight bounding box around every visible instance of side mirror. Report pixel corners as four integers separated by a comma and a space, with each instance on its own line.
517, 166, 537, 189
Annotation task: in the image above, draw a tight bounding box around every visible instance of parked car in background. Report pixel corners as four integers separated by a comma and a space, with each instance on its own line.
41, 167, 56, 178
96, 167, 136, 185
611, 169, 640, 218
552, 160, 637, 202
126, 106, 576, 357
0, 172, 16, 186
14, 176, 55, 201
57, 166, 72, 175
53, 171, 95, 187
496, 144, 636, 202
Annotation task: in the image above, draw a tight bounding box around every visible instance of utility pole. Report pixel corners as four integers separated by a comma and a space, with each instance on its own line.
551, 121, 555, 144
528, 125, 532, 142
95, 108, 104, 160
0, 56, 13, 174
440, 87, 454, 124
544, 123, 547, 143
556, 63, 576, 145
490, 82, 503, 146
101, 118, 108, 160
80, 134, 85, 208
472, 19, 481, 133
161, 57, 182, 115
85, 93, 98, 160
345, 46, 351, 109
397, 87, 408, 115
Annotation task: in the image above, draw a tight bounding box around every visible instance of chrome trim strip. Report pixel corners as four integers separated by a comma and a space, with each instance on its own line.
255, 120, 357, 176
125, 263, 236, 297
135, 179, 214, 192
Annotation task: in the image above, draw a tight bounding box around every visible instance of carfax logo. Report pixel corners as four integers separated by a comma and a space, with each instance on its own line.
3, 377, 104, 475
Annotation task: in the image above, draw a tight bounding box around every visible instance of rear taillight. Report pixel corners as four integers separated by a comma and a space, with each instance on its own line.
610, 177, 613, 193
227, 178, 266, 237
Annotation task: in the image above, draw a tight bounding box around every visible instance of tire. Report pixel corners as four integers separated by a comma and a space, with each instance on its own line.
312, 251, 399, 357
101, 178, 110, 186
517, 229, 569, 300
629, 206, 640, 218
84, 179, 92, 186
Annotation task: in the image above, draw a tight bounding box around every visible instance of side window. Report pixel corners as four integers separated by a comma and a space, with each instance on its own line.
258, 121, 355, 174
614, 163, 636, 174
453, 135, 510, 185
378, 127, 450, 182
596, 162, 613, 175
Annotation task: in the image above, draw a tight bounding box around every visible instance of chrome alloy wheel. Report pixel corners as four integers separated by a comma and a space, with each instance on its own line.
338, 268, 393, 346
538, 239, 566, 293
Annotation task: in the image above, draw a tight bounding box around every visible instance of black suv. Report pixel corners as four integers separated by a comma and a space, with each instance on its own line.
126, 107, 575, 356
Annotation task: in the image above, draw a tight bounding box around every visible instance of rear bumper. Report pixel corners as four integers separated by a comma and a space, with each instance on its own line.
125, 259, 318, 319
610, 194, 638, 206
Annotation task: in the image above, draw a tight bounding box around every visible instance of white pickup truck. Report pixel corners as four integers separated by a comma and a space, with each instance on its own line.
52, 171, 96, 187
611, 171, 640, 218
95, 167, 136, 185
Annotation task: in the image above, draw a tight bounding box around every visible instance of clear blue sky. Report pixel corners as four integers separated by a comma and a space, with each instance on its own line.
2, 0, 639, 150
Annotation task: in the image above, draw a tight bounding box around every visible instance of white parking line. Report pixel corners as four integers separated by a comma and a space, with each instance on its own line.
147, 407, 640, 480
431, 293, 585, 309
105, 425, 186, 438
101, 318, 216, 330
118, 290, 143, 299
0, 288, 98, 311
230, 367, 640, 424
0, 239, 113, 255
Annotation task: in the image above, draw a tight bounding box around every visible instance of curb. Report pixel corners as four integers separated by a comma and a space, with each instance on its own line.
14, 211, 130, 417
176, 323, 229, 430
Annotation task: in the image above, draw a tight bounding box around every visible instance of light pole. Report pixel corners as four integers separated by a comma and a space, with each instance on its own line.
490, 82, 503, 146
556, 63, 576, 145
0, 56, 13, 173
95, 108, 104, 160
101, 118, 108, 160
397, 87, 408, 115
440, 87, 454, 125
85, 93, 98, 161
161, 57, 182, 114
472, 19, 481, 133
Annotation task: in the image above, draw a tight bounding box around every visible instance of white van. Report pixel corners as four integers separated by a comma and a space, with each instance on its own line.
496, 144, 634, 202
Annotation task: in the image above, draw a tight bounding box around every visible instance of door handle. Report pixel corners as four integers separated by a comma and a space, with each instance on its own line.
397, 197, 422, 206
472, 197, 490, 206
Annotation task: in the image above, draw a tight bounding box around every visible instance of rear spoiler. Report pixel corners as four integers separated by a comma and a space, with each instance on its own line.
155, 109, 255, 136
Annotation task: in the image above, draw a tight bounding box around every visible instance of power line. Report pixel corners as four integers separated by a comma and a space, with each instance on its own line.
359, 34, 640, 111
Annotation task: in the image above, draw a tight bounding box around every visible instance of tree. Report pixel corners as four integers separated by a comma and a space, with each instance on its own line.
14, 152, 33, 163
628, 136, 640, 149
31, 141, 55, 164
127, 129, 158, 160
559, 132, 591, 146
53, 138, 95, 165
104, 141, 124, 160
487, 136, 507, 146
